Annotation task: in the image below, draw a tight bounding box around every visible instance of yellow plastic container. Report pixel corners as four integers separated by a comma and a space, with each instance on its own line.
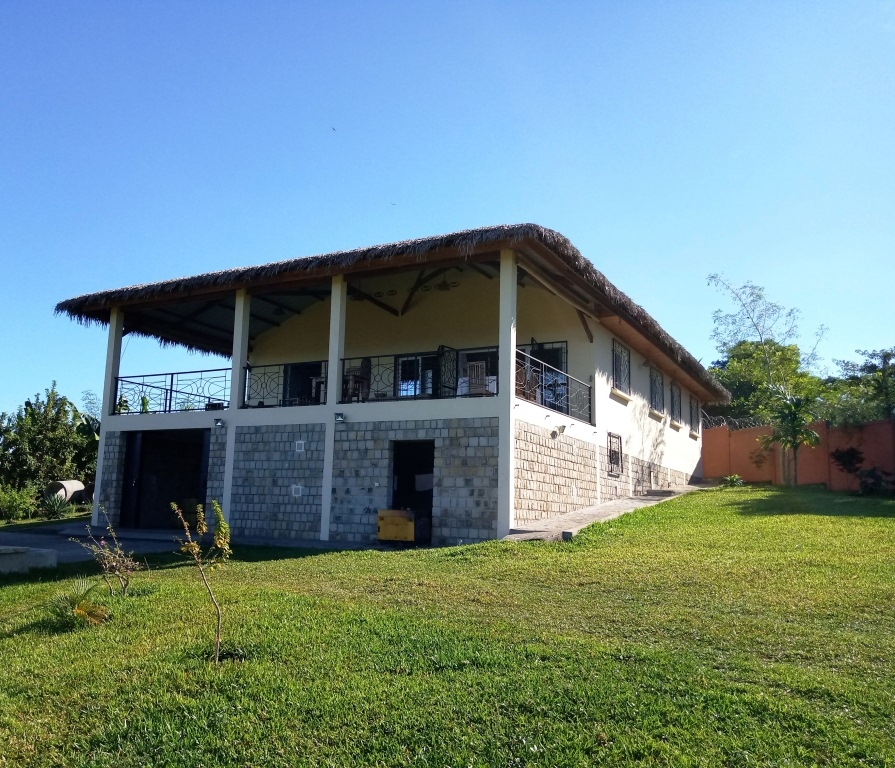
377, 509, 415, 542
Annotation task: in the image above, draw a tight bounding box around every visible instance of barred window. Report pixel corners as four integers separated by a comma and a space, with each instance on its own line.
608, 432, 624, 475
670, 381, 682, 423
649, 368, 664, 412
689, 396, 701, 433
612, 340, 631, 394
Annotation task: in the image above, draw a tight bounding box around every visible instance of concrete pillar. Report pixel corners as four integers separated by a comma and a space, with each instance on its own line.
497, 249, 517, 538
320, 275, 347, 541
229, 289, 251, 409
220, 290, 251, 524
93, 306, 124, 525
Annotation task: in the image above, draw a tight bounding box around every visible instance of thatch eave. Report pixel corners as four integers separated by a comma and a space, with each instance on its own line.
55, 223, 730, 403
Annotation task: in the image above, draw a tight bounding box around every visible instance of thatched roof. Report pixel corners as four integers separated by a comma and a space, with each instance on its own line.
55, 223, 729, 402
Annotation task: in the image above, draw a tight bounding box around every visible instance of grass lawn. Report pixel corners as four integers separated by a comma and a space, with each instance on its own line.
1, 506, 91, 531
1, 486, 893, 767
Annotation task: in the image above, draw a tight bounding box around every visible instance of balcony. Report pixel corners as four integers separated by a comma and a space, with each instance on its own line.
114, 368, 231, 414
515, 350, 592, 423
340, 346, 499, 403
245, 361, 328, 408
112, 342, 592, 423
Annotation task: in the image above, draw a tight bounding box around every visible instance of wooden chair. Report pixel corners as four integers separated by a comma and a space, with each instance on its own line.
466, 361, 489, 396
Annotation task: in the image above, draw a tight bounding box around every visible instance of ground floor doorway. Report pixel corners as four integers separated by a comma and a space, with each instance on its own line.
120, 429, 210, 529
391, 440, 434, 546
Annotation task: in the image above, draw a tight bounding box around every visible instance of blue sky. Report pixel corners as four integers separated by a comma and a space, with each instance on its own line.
1, 2, 893, 415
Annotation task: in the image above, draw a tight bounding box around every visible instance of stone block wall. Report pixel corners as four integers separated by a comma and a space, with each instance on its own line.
628, 455, 692, 495
514, 421, 600, 524
97, 430, 126, 525
229, 423, 325, 540
599, 445, 628, 501
206, 428, 227, 510
433, 417, 499, 545
331, 417, 500, 546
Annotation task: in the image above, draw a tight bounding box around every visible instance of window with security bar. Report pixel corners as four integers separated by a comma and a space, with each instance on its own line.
612, 340, 631, 394
670, 381, 682, 423
649, 368, 664, 412
689, 396, 701, 433
607, 432, 624, 475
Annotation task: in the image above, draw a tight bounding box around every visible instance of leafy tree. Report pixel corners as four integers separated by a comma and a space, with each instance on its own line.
707, 275, 826, 386
833, 348, 895, 422
708, 340, 823, 419
0, 383, 98, 494
758, 387, 821, 486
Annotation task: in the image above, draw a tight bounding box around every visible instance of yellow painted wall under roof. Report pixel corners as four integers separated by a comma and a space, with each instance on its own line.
249, 265, 503, 365
249, 262, 599, 383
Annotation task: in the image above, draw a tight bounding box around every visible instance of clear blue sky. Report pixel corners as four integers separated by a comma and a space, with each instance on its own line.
2, 2, 893, 415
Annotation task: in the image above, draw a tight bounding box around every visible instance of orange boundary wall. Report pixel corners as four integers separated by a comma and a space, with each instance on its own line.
703, 419, 895, 490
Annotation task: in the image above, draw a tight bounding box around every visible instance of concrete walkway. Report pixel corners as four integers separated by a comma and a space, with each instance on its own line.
505, 484, 705, 542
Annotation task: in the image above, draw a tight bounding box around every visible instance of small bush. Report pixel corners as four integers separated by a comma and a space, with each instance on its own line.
42, 492, 71, 520
0, 485, 37, 522
74, 510, 144, 596
45, 578, 111, 630
721, 474, 744, 488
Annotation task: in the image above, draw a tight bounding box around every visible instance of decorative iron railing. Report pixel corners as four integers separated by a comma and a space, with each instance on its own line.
340, 346, 499, 403
244, 361, 328, 408
112, 341, 593, 419
114, 368, 231, 415
515, 350, 592, 423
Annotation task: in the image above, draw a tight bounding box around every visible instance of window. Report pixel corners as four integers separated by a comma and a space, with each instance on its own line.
670, 381, 682, 423
649, 368, 664, 412
612, 340, 630, 394
689, 396, 701, 433
607, 433, 624, 475
395, 354, 439, 398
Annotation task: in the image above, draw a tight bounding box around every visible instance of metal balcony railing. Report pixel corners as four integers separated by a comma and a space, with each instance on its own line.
515, 350, 592, 423
340, 346, 499, 403
244, 361, 328, 408
114, 368, 231, 415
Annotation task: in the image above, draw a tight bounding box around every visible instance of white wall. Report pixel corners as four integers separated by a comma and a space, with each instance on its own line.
592, 320, 702, 477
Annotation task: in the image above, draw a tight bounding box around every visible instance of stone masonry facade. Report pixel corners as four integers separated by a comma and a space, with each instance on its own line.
627, 453, 692, 495
97, 430, 126, 525
599, 445, 694, 502
514, 419, 697, 523
331, 417, 499, 546
205, 427, 227, 510
514, 420, 600, 524
229, 423, 325, 540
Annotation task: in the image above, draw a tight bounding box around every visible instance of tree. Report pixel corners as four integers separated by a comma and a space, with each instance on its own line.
0, 383, 98, 494
708, 340, 823, 419
758, 387, 821, 486
708, 275, 826, 383
834, 348, 895, 422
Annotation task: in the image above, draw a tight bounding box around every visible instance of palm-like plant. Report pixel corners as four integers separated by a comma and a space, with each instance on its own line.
46, 578, 111, 629
759, 386, 821, 486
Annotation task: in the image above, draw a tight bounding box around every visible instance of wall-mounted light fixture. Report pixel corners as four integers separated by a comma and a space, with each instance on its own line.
214, 418, 225, 428
334, 413, 346, 423
556, 424, 566, 435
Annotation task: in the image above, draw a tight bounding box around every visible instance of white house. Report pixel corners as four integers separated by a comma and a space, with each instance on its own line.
56, 224, 728, 546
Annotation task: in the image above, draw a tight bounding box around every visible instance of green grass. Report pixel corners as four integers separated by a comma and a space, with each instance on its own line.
1, 486, 893, 767
1, 506, 91, 530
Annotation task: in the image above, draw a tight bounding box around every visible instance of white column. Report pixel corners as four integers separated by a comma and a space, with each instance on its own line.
320, 275, 347, 541
221, 289, 251, 523
229, 289, 251, 409
93, 307, 124, 525
497, 249, 517, 538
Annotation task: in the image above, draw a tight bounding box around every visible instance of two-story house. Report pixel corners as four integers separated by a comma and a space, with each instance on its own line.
56, 224, 728, 546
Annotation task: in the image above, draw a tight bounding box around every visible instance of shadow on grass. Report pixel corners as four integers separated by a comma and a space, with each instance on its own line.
733, 486, 895, 518
0, 512, 91, 533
